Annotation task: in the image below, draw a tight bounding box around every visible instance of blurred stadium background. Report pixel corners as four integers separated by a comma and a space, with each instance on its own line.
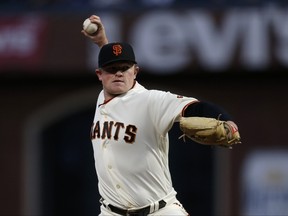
1, 0, 288, 215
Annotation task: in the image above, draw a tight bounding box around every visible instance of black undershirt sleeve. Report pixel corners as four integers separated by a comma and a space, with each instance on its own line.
183, 101, 232, 121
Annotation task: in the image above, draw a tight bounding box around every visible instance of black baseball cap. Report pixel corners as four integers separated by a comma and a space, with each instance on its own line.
98, 42, 137, 68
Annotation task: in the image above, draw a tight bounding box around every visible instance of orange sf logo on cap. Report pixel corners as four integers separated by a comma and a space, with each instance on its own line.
113, 44, 122, 56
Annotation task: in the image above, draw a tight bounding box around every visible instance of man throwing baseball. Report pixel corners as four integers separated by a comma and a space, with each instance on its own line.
82, 15, 241, 216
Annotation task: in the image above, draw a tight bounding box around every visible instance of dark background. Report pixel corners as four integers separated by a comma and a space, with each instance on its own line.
2, 72, 287, 216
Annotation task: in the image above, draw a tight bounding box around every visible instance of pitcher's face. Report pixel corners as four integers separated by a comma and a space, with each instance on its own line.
96, 61, 139, 99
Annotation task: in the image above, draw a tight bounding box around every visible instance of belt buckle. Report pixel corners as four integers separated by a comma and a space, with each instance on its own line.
126, 210, 138, 216
127, 208, 149, 216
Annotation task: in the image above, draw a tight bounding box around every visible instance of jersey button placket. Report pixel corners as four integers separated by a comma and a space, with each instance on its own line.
103, 139, 108, 149
100, 106, 107, 115
100, 107, 108, 122
107, 165, 120, 190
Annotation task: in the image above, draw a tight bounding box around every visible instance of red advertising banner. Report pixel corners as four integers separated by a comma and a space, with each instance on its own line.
0, 15, 47, 71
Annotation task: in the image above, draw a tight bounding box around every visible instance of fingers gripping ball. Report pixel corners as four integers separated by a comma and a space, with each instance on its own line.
179, 116, 241, 149
83, 18, 98, 35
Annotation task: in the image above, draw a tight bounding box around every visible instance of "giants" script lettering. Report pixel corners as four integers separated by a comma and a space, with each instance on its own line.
90, 121, 137, 144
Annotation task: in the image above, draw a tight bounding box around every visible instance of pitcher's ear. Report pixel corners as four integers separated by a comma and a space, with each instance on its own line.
96, 68, 102, 81
135, 65, 139, 74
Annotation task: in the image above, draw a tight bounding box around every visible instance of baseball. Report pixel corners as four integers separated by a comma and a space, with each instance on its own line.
83, 18, 98, 35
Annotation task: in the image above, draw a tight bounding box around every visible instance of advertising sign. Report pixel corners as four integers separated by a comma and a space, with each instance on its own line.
241, 150, 288, 216
0, 15, 47, 71
1, 6, 288, 74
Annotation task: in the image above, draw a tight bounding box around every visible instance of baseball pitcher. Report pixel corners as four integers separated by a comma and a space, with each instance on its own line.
82, 15, 241, 216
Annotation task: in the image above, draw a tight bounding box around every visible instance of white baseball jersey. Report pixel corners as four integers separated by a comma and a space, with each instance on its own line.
91, 82, 197, 209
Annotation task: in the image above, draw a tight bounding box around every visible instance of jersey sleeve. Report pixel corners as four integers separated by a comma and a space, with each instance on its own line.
148, 90, 198, 135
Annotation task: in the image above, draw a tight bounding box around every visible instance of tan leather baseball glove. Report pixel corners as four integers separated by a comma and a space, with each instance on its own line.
179, 116, 241, 149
